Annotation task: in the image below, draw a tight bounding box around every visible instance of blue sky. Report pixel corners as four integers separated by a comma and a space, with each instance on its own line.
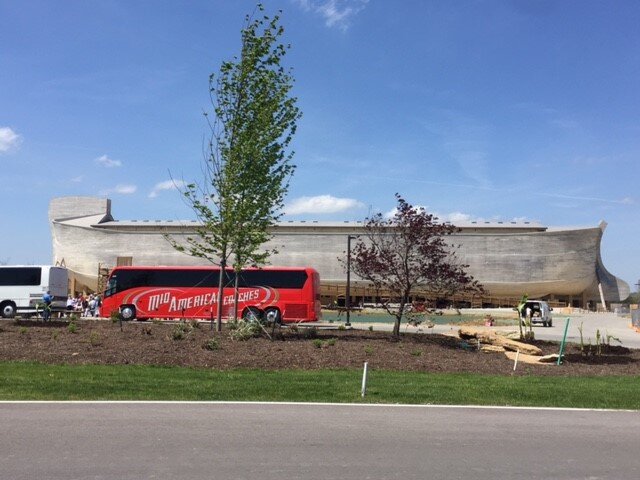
1, 0, 638, 290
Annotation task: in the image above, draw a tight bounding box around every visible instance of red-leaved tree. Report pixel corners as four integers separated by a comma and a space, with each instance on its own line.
350, 194, 483, 336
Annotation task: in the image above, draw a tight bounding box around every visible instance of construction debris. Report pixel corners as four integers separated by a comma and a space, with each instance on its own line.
458, 327, 543, 356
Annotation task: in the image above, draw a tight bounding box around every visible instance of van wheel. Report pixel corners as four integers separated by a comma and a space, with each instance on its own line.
1, 301, 17, 318
120, 305, 136, 321
548, 319, 553, 327
542, 321, 548, 327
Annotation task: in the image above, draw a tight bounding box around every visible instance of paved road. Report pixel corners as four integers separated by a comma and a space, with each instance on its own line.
1, 402, 639, 480
358, 312, 640, 349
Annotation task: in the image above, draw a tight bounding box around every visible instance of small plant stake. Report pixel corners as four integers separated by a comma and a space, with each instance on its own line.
557, 318, 570, 365
513, 349, 520, 371
361, 362, 369, 397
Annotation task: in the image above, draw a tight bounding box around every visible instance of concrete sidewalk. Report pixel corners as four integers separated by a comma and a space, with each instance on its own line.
350, 312, 640, 349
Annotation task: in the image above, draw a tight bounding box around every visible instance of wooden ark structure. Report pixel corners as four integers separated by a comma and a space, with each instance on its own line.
49, 196, 629, 309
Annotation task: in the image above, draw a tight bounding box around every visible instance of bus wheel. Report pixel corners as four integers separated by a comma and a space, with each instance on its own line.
120, 305, 136, 321
265, 307, 281, 325
1, 301, 17, 318
242, 307, 262, 323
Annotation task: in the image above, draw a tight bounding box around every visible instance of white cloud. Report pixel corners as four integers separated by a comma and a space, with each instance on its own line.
100, 184, 137, 195
95, 154, 122, 168
383, 204, 428, 219
285, 195, 364, 214
377, 197, 538, 225
443, 212, 474, 223
0, 127, 22, 153
295, 0, 369, 30
114, 184, 137, 194
149, 179, 187, 198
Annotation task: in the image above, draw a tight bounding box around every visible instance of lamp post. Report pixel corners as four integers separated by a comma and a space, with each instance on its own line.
345, 235, 357, 327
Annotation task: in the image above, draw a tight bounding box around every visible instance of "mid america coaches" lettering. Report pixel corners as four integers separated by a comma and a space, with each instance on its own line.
147, 288, 262, 313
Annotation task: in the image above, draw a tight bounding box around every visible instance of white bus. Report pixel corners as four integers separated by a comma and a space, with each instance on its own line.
0, 266, 68, 318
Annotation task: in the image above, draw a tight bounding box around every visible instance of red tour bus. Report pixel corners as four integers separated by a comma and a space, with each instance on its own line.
101, 265, 321, 323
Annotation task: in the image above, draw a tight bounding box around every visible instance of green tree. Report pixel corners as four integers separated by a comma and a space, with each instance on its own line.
170, 5, 300, 330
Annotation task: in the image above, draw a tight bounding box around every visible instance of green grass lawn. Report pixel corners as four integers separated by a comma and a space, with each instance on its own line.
1, 362, 638, 409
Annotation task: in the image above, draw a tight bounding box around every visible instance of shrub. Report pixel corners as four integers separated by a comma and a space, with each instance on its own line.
204, 338, 220, 351
51, 331, 59, 341
89, 331, 101, 346
368, 325, 373, 332
190, 320, 201, 330
364, 345, 373, 354
303, 326, 318, 339
110, 310, 120, 323
229, 320, 262, 341
141, 325, 153, 335
313, 339, 323, 349
327, 338, 336, 346
67, 322, 78, 334
19, 327, 28, 335
337, 324, 346, 331
172, 322, 191, 340
411, 349, 422, 357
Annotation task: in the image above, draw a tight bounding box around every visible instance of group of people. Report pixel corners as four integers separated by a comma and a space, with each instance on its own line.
66, 293, 102, 317
39, 291, 102, 321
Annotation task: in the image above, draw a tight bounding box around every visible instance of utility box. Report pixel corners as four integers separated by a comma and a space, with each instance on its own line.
632, 309, 640, 329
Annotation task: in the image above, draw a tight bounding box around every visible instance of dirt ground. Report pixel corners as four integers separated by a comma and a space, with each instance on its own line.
1, 318, 638, 376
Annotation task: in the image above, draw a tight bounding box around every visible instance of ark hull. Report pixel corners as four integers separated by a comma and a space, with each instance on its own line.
49, 197, 630, 307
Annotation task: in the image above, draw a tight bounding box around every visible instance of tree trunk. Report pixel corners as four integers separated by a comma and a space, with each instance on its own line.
216, 260, 226, 332
233, 271, 240, 323
393, 316, 401, 336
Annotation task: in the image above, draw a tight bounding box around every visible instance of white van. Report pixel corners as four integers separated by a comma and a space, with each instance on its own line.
520, 300, 553, 327
0, 266, 68, 318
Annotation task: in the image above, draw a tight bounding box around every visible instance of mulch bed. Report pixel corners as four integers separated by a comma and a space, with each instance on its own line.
1, 319, 639, 376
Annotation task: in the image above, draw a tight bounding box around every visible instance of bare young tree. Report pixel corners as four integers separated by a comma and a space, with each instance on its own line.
350, 194, 482, 336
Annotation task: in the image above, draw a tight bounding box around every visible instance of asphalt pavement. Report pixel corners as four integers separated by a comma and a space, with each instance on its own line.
1, 402, 639, 480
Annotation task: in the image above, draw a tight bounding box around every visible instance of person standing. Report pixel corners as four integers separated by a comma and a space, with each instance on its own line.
42, 290, 53, 322
88, 295, 96, 317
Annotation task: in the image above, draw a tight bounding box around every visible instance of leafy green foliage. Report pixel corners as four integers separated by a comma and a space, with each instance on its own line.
204, 337, 220, 351
172, 321, 192, 340
228, 319, 262, 341
167, 4, 301, 329
89, 332, 101, 347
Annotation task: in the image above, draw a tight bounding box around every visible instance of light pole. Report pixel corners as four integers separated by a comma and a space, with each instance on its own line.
345, 235, 357, 327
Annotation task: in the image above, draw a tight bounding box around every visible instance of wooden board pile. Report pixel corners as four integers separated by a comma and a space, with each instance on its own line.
458, 327, 559, 365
